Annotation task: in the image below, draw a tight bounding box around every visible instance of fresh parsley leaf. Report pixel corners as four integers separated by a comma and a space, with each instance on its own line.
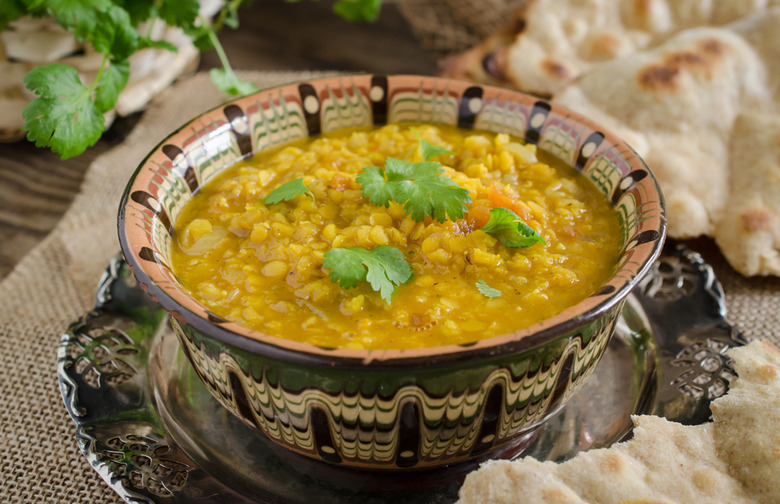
357, 157, 471, 223
0, 0, 25, 32
210, 68, 260, 96
411, 128, 453, 161
356, 165, 394, 207
92, 5, 140, 60
188, 25, 215, 51
481, 207, 546, 248
94, 59, 130, 113
158, 0, 200, 29
114, 0, 155, 26
476, 280, 502, 298
47, 0, 113, 42
323, 246, 412, 304
22, 63, 104, 160
333, 0, 382, 22
264, 178, 312, 204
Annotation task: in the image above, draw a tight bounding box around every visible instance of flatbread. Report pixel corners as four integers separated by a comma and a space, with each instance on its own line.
716, 113, 780, 276
552, 11, 780, 275
440, 3, 780, 276
457, 340, 780, 504
440, 0, 780, 97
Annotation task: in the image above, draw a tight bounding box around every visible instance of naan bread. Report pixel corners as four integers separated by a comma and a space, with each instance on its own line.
717, 113, 780, 276
440, 0, 780, 97
552, 10, 780, 275
457, 340, 780, 504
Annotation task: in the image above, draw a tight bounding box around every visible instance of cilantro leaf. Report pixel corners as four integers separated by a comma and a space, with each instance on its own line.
264, 178, 312, 204
210, 68, 260, 96
94, 59, 130, 113
411, 128, 453, 161
114, 0, 155, 26
158, 0, 200, 29
190, 28, 216, 51
323, 246, 413, 304
47, 0, 113, 41
388, 159, 471, 222
476, 280, 502, 298
333, 0, 382, 22
92, 5, 139, 60
0, 0, 25, 32
356, 165, 394, 207
357, 158, 471, 223
481, 207, 546, 248
22, 63, 104, 160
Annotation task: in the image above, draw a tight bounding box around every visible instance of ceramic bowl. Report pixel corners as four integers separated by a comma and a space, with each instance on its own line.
118, 74, 665, 471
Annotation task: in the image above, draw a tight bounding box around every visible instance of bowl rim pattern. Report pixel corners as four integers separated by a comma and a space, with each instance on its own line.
118, 73, 666, 368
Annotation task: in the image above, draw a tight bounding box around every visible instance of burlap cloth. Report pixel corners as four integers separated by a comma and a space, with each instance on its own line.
2, 68, 779, 504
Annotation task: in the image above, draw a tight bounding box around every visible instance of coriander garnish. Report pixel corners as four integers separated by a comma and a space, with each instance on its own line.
322, 246, 413, 304
356, 132, 471, 223
476, 279, 502, 298
481, 207, 546, 248
264, 178, 312, 204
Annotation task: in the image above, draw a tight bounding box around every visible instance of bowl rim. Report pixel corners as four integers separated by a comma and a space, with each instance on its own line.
118, 73, 666, 369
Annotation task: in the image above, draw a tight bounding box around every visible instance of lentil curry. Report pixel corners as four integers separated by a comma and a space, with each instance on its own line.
171, 124, 621, 350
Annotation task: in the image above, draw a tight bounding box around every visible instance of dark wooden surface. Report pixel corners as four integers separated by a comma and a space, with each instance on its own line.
0, 0, 436, 279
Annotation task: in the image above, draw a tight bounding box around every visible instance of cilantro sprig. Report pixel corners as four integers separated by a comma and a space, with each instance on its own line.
264, 178, 312, 204
18, 0, 257, 159
357, 133, 470, 223
323, 246, 413, 304
481, 207, 546, 248
15, 0, 384, 159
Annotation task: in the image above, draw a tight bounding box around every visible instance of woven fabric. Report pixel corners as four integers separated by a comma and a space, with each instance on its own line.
1, 68, 778, 503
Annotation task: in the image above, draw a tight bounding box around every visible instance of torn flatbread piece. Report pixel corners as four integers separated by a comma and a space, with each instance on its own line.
716, 112, 780, 276
440, 0, 780, 97
457, 340, 780, 504
552, 10, 780, 275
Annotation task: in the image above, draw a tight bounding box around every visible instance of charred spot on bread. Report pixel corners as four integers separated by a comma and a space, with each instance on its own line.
741, 206, 775, 232
481, 48, 509, 81
541, 59, 570, 80
638, 64, 680, 90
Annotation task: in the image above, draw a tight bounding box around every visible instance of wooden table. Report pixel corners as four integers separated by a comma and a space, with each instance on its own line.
0, 0, 436, 279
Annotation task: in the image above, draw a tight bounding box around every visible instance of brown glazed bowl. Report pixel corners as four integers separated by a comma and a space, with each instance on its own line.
118, 74, 665, 471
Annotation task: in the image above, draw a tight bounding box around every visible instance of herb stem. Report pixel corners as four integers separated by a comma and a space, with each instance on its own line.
207, 29, 236, 79
88, 54, 110, 95
145, 17, 157, 38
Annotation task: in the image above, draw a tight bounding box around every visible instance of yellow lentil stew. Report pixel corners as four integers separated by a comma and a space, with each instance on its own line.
171, 124, 621, 350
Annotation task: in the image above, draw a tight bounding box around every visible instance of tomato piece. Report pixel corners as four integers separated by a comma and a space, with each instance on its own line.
462, 199, 493, 232
329, 174, 356, 191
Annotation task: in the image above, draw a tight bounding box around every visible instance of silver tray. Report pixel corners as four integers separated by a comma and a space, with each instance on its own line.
58, 242, 747, 503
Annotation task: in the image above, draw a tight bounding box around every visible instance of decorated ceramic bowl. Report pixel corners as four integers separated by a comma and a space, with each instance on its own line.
118, 74, 665, 471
